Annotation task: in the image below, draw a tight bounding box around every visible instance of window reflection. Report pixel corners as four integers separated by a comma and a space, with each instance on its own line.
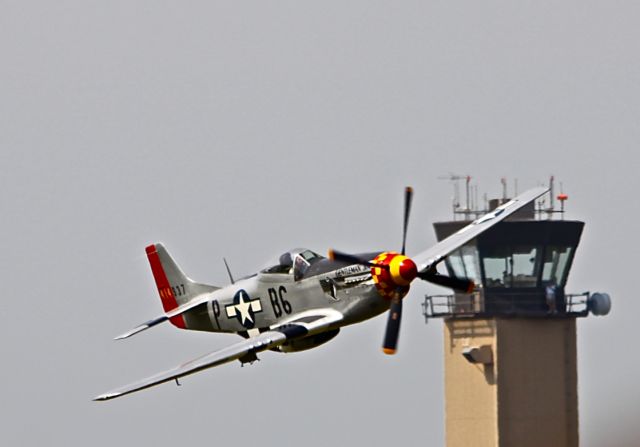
542, 246, 573, 286
461, 245, 481, 284
482, 245, 540, 288
442, 237, 576, 290
447, 251, 467, 280
483, 246, 511, 288
511, 246, 540, 288
444, 243, 481, 284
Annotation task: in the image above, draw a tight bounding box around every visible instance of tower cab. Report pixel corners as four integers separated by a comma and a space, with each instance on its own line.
433, 219, 583, 316
426, 191, 590, 318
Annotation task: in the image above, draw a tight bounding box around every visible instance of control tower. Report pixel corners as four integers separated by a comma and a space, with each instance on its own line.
424, 177, 610, 447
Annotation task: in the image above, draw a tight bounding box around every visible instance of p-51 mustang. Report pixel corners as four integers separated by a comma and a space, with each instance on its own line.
94, 186, 547, 401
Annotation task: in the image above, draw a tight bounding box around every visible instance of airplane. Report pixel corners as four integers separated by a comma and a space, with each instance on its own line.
94, 186, 548, 401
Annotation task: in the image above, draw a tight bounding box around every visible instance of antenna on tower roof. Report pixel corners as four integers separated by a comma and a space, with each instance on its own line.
438, 173, 472, 220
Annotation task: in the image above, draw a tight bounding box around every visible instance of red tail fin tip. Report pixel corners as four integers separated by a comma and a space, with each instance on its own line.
145, 244, 186, 329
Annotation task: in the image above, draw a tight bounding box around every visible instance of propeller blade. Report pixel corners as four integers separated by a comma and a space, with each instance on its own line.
418, 271, 475, 293
382, 295, 403, 355
401, 187, 413, 256
328, 249, 389, 270
328, 249, 367, 264
382, 187, 412, 354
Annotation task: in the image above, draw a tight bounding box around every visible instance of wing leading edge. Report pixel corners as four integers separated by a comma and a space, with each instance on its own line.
412, 186, 549, 272
94, 310, 343, 401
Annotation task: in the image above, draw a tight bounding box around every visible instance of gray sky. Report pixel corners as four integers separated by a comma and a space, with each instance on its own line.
1, 1, 638, 446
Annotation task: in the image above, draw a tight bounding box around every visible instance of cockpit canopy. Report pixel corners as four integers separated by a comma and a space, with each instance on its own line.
261, 248, 324, 280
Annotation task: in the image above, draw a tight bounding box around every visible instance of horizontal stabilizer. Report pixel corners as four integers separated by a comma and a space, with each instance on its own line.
114, 295, 212, 341
114, 316, 169, 340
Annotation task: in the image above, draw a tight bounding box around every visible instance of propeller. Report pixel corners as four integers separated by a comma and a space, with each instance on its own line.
417, 269, 474, 293
329, 186, 474, 355
381, 187, 413, 355
327, 249, 389, 270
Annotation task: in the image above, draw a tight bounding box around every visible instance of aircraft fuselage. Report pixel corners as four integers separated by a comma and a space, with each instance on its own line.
181, 262, 390, 341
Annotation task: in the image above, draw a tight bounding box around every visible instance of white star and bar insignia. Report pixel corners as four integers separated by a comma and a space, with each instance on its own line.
225, 289, 262, 328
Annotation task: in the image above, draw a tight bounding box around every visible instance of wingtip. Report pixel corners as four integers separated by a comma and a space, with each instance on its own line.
113, 329, 137, 341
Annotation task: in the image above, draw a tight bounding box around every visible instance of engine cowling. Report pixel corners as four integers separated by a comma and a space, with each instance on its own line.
370, 251, 418, 299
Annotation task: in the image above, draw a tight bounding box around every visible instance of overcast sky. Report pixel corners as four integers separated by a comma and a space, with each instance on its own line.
1, 1, 639, 446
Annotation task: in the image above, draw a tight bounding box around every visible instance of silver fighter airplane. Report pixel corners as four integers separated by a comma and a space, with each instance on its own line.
94, 186, 548, 401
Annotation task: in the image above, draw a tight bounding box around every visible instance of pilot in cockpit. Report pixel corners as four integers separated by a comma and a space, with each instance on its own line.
262, 249, 321, 279
261, 251, 295, 275
279, 252, 293, 271
280, 251, 311, 280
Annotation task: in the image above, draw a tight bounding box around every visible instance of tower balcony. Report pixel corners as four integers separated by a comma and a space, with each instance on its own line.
422, 290, 590, 320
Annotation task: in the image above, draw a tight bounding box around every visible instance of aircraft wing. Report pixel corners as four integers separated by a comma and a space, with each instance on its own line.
412, 186, 549, 272
94, 309, 343, 401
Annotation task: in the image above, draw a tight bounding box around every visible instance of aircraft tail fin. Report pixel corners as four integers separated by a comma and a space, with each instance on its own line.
145, 243, 218, 328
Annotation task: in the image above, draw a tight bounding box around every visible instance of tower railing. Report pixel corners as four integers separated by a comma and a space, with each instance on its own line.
422, 290, 590, 321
